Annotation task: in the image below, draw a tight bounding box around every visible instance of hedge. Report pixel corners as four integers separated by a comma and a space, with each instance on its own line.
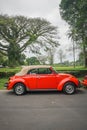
0, 72, 16, 78
56, 70, 87, 78
0, 67, 20, 78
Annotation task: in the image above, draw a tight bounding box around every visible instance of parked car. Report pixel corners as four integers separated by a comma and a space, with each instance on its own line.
81, 75, 87, 87
5, 65, 80, 95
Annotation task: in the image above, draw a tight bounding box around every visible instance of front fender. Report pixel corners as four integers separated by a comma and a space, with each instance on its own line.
57, 79, 67, 91
57, 77, 78, 91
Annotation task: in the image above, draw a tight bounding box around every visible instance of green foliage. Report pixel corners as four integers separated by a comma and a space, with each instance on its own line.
60, 0, 87, 67
54, 66, 87, 78
0, 72, 15, 78
56, 70, 87, 78
0, 14, 59, 67
0, 67, 21, 78
0, 67, 21, 72
60, 0, 87, 29
0, 67, 21, 89
0, 54, 8, 66
54, 66, 87, 71
26, 57, 40, 65
0, 78, 8, 89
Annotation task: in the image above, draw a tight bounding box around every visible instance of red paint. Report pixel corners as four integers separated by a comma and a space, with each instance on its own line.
5, 66, 80, 91
81, 75, 87, 87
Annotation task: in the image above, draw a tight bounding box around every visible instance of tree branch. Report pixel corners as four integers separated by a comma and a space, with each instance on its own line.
19, 39, 32, 52
0, 47, 7, 51
0, 31, 11, 43
0, 50, 7, 56
0, 42, 8, 48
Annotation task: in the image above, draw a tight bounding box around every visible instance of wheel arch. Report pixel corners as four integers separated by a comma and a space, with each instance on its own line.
13, 82, 26, 88
12, 78, 28, 89
57, 80, 77, 91
13, 80, 30, 91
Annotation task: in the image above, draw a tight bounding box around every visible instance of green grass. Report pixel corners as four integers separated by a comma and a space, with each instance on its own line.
0, 67, 21, 72
0, 78, 8, 90
0, 67, 21, 90
53, 66, 87, 71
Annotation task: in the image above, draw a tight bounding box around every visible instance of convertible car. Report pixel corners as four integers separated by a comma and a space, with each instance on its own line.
5, 65, 80, 95
81, 75, 87, 87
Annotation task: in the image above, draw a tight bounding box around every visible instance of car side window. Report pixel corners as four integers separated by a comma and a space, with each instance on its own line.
27, 69, 37, 74
38, 68, 52, 74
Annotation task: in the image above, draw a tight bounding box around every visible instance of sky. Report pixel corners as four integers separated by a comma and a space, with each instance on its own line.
0, 0, 74, 62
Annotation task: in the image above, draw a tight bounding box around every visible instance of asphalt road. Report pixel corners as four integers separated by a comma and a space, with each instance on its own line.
0, 88, 87, 130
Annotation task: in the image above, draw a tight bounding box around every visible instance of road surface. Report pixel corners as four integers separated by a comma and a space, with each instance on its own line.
0, 88, 87, 130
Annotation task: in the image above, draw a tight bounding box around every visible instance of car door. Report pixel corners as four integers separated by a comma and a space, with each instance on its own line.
37, 68, 57, 89
26, 68, 37, 89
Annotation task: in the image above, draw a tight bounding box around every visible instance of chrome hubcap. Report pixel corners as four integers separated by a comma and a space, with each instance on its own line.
15, 85, 24, 95
65, 85, 74, 94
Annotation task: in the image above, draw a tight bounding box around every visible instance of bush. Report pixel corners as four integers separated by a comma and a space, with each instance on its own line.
0, 72, 16, 78
56, 70, 87, 78
0, 67, 21, 78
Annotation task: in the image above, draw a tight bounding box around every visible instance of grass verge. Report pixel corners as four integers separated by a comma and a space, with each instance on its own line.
0, 78, 8, 90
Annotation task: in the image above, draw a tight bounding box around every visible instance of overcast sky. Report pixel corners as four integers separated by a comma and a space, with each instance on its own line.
0, 0, 73, 62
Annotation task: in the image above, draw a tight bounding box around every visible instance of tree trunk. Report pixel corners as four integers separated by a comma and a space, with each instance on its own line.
73, 41, 76, 68
83, 43, 87, 68
7, 43, 21, 66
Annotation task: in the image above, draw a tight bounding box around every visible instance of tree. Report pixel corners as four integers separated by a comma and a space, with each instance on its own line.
58, 49, 66, 64
46, 38, 59, 65
0, 14, 58, 66
60, 0, 87, 67
47, 48, 55, 65
78, 52, 84, 66
67, 27, 78, 68
0, 53, 7, 66
0, 54, 4, 64
19, 54, 26, 65
26, 57, 40, 65
36, 55, 47, 65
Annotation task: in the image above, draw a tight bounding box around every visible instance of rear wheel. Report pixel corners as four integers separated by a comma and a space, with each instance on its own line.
63, 82, 76, 95
14, 83, 26, 95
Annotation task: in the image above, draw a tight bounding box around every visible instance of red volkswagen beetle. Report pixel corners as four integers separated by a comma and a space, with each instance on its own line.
5, 65, 80, 95
81, 75, 87, 87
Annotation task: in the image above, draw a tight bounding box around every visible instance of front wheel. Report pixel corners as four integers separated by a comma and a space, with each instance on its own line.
14, 83, 26, 95
63, 82, 76, 95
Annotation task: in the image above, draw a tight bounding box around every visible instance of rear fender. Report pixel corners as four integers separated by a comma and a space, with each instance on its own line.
9, 78, 28, 90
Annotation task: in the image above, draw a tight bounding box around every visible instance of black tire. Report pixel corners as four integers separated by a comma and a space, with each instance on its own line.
63, 82, 76, 95
14, 83, 26, 95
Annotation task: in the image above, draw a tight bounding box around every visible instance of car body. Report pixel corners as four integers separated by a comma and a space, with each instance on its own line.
81, 75, 87, 87
5, 65, 80, 95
